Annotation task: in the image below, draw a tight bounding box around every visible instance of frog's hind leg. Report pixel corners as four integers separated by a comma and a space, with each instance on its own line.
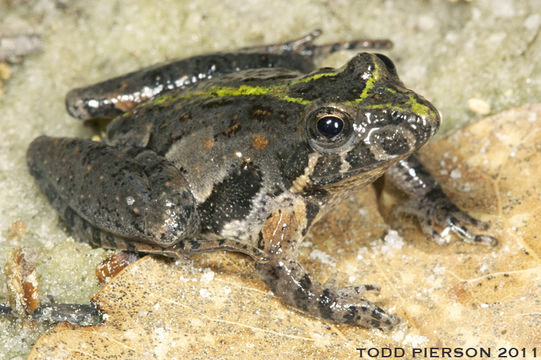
0, 301, 104, 325
241, 29, 393, 57
27, 136, 200, 250
27, 136, 270, 263
66, 50, 312, 121
384, 154, 498, 246
66, 30, 327, 122
66, 30, 392, 122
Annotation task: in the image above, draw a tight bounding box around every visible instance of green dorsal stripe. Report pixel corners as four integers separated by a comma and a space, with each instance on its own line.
291, 71, 337, 84
150, 83, 312, 106
346, 60, 380, 105
148, 69, 343, 107
149, 57, 391, 108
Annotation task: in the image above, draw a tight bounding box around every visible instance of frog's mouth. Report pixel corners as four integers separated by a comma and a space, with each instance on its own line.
314, 164, 390, 191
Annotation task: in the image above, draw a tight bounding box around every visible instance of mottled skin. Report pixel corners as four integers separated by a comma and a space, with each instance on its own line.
26, 31, 496, 329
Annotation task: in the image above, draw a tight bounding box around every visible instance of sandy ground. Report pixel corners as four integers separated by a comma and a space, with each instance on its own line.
0, 0, 540, 358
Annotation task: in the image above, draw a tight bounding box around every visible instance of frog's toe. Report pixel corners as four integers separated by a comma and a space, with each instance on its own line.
428, 228, 451, 246
473, 234, 498, 246
449, 209, 489, 231
378, 312, 401, 331
336, 284, 381, 297
393, 196, 498, 246
361, 284, 381, 294
317, 287, 399, 330
445, 215, 498, 246
323, 274, 381, 295
341, 301, 400, 331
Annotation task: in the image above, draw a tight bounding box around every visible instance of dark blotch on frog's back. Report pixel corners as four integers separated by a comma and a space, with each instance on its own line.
199, 97, 239, 109
199, 161, 263, 234
204, 97, 303, 145
277, 142, 311, 189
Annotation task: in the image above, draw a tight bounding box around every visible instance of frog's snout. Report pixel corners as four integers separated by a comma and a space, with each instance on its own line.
412, 97, 441, 140
362, 107, 439, 161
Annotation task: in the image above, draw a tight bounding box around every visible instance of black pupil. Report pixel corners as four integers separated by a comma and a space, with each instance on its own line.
317, 116, 343, 138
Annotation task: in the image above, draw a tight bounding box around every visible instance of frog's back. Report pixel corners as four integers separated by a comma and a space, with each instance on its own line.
106, 66, 306, 152
105, 67, 311, 236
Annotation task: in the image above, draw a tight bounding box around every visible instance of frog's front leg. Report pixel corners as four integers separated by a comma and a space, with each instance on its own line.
27, 136, 200, 250
255, 207, 399, 330
385, 155, 498, 246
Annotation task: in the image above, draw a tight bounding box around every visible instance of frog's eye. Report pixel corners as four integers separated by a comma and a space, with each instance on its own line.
317, 116, 343, 138
307, 107, 353, 153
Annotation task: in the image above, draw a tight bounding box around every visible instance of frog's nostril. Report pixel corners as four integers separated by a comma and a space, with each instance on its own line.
411, 113, 439, 144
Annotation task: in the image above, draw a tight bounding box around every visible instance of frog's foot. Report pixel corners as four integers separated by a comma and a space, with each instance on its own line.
385, 155, 498, 247
393, 191, 497, 246
242, 29, 392, 57
255, 258, 399, 330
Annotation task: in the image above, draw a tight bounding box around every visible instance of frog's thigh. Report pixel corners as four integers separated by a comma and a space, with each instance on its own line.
27, 136, 200, 249
254, 208, 398, 330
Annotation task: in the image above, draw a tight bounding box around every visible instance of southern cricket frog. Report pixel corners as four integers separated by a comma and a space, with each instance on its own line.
26, 30, 497, 330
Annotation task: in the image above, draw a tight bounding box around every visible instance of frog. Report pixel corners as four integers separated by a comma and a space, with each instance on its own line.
26, 30, 497, 330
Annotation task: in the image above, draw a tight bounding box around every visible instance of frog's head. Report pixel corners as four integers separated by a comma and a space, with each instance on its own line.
287, 53, 440, 189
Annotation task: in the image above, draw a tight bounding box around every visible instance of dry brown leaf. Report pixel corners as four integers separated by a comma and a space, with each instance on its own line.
95, 252, 140, 285
7, 220, 26, 241
29, 104, 541, 359
4, 248, 40, 316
